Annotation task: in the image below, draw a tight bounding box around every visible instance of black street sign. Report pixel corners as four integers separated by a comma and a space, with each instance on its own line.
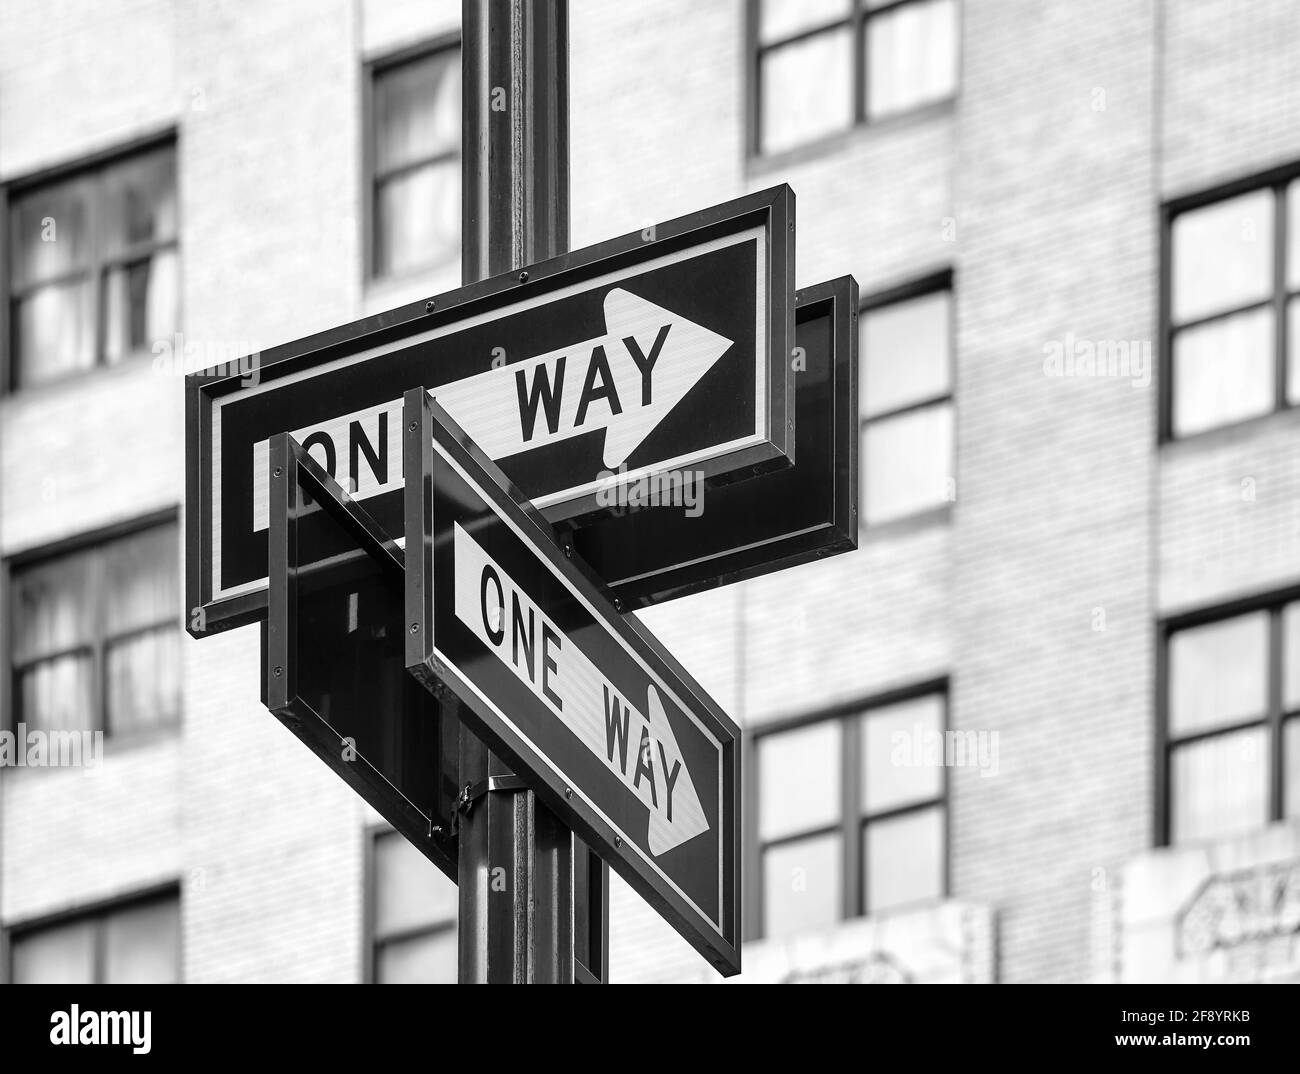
187, 186, 794, 635
404, 389, 742, 975
566, 275, 859, 607
266, 436, 459, 879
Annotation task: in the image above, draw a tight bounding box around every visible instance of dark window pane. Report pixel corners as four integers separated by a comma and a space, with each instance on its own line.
1288, 296, 1300, 407
864, 805, 944, 912
12, 523, 179, 736
1286, 717, 1300, 820
376, 931, 456, 983
374, 830, 457, 938
106, 627, 180, 734
1289, 179, 1300, 291
861, 289, 951, 417
762, 832, 841, 940
862, 694, 944, 814
103, 898, 180, 983
865, 0, 958, 120
375, 51, 459, 173
758, 720, 841, 841
9, 175, 93, 288
103, 249, 179, 364
103, 526, 180, 637
1172, 307, 1274, 437
1168, 613, 1268, 737
1170, 728, 1268, 844
13, 553, 96, 665
10, 920, 96, 984
862, 400, 953, 524
17, 654, 95, 733
375, 161, 460, 277
1286, 602, 1300, 712
100, 149, 178, 255
13, 279, 96, 386
8, 145, 176, 388
1172, 190, 1273, 324
760, 28, 853, 154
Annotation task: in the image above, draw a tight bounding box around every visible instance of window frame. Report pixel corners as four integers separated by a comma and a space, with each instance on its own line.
3, 883, 181, 985
745, 0, 959, 160
858, 269, 955, 531
1159, 160, 1300, 443
362, 33, 462, 285
1156, 584, 1300, 847
4, 508, 180, 741
364, 825, 457, 984
3, 131, 179, 394
743, 678, 950, 942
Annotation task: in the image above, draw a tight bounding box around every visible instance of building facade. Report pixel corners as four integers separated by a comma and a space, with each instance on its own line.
2, 0, 1299, 984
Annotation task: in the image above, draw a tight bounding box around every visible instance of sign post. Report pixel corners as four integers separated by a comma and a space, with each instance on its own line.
457, 0, 594, 984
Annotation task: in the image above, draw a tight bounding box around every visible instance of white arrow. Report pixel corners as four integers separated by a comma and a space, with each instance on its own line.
433, 288, 733, 469
452, 522, 709, 855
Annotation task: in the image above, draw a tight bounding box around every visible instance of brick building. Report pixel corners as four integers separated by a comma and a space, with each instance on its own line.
2, 0, 1299, 984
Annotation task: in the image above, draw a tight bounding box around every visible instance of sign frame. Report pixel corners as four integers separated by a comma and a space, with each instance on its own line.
186, 185, 794, 639
565, 274, 859, 608
403, 389, 742, 976
266, 433, 459, 880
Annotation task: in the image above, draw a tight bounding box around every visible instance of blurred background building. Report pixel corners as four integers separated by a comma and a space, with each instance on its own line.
3, 0, 1300, 984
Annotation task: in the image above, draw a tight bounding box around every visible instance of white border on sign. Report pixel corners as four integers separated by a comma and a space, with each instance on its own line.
210, 228, 767, 602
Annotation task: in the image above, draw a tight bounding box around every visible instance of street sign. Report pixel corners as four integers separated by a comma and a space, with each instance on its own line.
403, 389, 742, 975
565, 275, 859, 607
265, 435, 459, 879
186, 186, 794, 636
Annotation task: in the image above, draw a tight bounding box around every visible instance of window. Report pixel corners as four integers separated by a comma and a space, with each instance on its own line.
752, 0, 958, 156
1161, 595, 1300, 845
7, 141, 178, 390
368, 828, 456, 983
368, 40, 460, 280
8, 518, 180, 737
1165, 171, 1300, 438
750, 687, 948, 942
859, 278, 954, 526
8, 889, 180, 984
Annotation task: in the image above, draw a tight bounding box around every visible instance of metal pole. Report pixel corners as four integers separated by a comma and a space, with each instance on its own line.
457, 0, 606, 984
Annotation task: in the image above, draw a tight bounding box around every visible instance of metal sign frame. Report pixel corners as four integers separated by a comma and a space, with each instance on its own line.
565, 274, 859, 607
403, 389, 742, 976
186, 185, 794, 639
266, 434, 459, 880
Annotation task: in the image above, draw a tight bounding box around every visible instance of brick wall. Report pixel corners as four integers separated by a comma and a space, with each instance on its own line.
4, 0, 1300, 985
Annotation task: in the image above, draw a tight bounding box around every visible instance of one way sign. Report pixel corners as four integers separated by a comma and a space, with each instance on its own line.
187, 186, 793, 632
404, 390, 741, 975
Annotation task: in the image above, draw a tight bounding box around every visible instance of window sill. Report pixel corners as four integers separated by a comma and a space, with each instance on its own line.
0, 720, 180, 778
1, 348, 165, 404
1159, 403, 1300, 456
746, 97, 956, 179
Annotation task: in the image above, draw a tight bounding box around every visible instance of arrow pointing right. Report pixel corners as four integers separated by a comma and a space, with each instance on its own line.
432, 287, 733, 470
